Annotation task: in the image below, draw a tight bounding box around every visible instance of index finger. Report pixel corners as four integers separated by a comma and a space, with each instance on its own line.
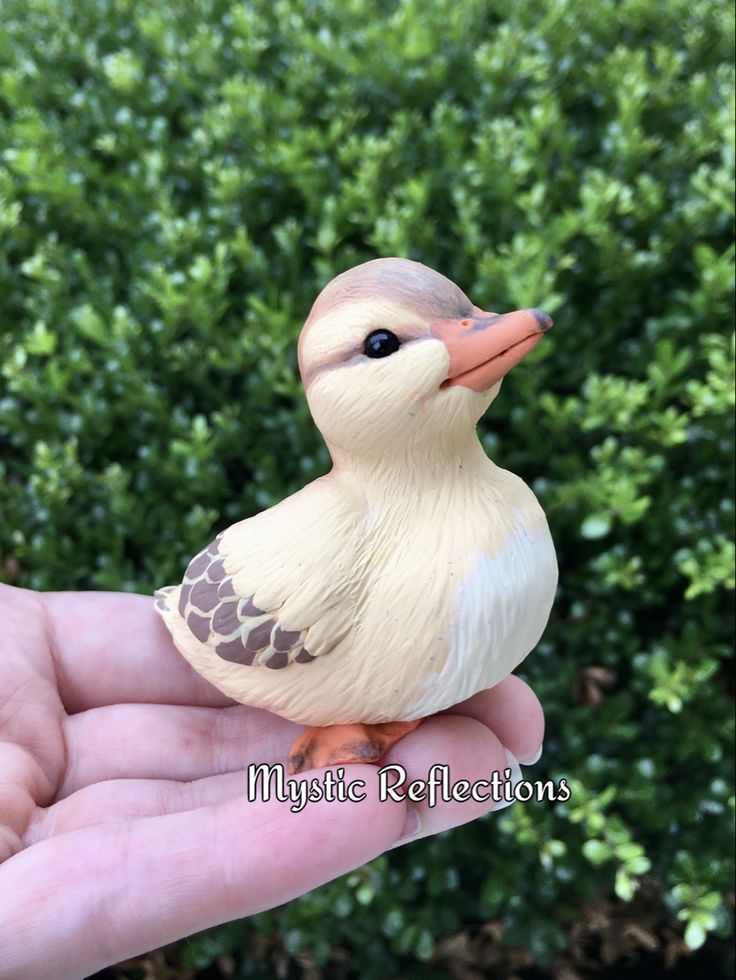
39, 589, 233, 713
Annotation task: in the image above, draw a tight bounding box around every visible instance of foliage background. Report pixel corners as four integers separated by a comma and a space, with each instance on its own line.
1, 0, 734, 976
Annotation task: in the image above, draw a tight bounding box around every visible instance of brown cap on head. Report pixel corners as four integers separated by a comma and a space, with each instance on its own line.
298, 258, 475, 367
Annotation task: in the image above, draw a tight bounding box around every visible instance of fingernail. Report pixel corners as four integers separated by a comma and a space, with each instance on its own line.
519, 743, 543, 766
394, 806, 422, 846
494, 748, 523, 811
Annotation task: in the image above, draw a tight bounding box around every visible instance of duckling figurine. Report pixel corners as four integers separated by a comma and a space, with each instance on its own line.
155, 258, 558, 774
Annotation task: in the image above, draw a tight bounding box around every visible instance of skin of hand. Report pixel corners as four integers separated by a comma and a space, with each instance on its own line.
0, 584, 544, 979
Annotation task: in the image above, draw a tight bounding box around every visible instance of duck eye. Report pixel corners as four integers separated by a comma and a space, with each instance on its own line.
364, 330, 401, 359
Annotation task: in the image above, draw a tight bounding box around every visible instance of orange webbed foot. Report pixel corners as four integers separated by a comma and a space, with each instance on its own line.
286, 720, 421, 775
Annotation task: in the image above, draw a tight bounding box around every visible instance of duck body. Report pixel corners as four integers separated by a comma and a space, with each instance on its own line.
156, 258, 557, 752
158, 441, 556, 728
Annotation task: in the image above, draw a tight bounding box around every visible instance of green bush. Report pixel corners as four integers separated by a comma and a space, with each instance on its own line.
1, 0, 733, 974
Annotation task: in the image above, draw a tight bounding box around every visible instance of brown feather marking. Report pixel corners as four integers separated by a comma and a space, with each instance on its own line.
181, 534, 314, 667
190, 578, 219, 613
187, 611, 211, 642
178, 583, 193, 616
207, 558, 227, 583
273, 626, 302, 652
185, 549, 210, 580
215, 637, 257, 665
211, 600, 241, 636
244, 619, 275, 653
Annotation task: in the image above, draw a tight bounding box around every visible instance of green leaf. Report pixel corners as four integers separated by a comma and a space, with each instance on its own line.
684, 919, 707, 951
582, 840, 612, 865
581, 514, 612, 539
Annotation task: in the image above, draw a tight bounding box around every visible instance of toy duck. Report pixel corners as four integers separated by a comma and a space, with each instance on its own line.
155, 258, 558, 773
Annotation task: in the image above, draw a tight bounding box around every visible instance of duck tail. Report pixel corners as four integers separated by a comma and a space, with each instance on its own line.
154, 584, 179, 624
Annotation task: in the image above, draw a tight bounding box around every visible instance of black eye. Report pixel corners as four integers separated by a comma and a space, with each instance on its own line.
364, 330, 401, 358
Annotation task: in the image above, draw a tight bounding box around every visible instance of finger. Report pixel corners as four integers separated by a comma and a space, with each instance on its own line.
58, 669, 543, 797
1, 768, 407, 979
57, 676, 544, 798
26, 770, 253, 843
32, 690, 533, 839
41, 713, 529, 847
382, 714, 514, 844
59, 703, 301, 798
40, 590, 233, 712
444, 674, 545, 764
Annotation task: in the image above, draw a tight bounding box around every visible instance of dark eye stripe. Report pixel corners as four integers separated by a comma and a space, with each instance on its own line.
364, 330, 401, 358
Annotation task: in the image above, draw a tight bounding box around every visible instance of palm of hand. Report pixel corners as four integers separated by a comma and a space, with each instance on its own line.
0, 585, 543, 979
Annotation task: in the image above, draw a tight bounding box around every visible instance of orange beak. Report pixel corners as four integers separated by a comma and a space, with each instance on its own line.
431, 307, 552, 392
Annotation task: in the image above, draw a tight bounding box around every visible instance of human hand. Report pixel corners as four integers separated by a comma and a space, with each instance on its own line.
0, 584, 544, 979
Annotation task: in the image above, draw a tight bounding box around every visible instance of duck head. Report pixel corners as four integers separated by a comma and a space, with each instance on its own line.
298, 258, 551, 465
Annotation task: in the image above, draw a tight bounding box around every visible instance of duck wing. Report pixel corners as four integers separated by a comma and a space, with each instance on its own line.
155, 479, 359, 671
